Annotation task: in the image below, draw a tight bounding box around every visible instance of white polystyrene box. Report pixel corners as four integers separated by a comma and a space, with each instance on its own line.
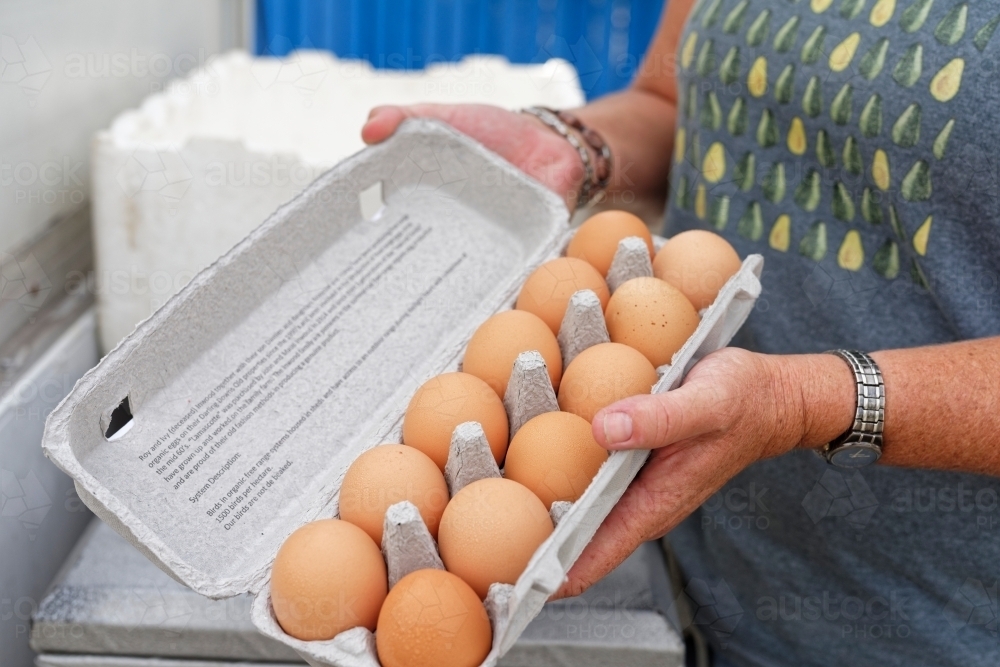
92, 50, 585, 352
47, 120, 762, 667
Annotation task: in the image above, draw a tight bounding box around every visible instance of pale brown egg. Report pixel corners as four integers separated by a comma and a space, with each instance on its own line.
605, 277, 700, 368
270, 519, 387, 641
376, 569, 492, 667
339, 444, 449, 545
558, 342, 658, 422
462, 310, 562, 397
653, 229, 741, 310
516, 257, 610, 334
438, 477, 553, 599
566, 210, 655, 277
403, 373, 509, 471
503, 411, 608, 509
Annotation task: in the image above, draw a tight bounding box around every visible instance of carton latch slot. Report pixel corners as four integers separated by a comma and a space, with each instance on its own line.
103, 396, 134, 441
359, 181, 385, 222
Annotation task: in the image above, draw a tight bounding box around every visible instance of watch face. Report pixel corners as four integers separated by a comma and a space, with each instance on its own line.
830, 445, 881, 468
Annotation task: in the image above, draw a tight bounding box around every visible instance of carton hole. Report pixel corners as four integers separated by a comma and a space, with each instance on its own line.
105, 397, 134, 441
359, 181, 385, 221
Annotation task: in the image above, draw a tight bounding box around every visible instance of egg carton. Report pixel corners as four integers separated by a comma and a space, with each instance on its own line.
41, 119, 762, 667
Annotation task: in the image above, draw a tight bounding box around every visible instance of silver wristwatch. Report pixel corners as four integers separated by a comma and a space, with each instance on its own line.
819, 350, 884, 467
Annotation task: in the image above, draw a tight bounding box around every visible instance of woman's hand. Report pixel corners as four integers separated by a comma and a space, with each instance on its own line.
362, 104, 585, 210
554, 347, 856, 599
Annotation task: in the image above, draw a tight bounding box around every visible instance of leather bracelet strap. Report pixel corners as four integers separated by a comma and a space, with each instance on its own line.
521, 106, 612, 208
819, 350, 885, 467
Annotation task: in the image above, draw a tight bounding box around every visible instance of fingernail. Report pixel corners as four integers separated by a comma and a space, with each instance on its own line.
602, 412, 633, 446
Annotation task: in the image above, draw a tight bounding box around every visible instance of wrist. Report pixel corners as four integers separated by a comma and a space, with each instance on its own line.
769, 353, 857, 451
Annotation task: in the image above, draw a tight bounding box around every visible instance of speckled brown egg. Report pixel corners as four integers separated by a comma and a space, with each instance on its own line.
438, 477, 553, 599
605, 277, 699, 368
653, 230, 741, 310
566, 210, 655, 277
403, 373, 509, 471
270, 519, 387, 641
339, 444, 449, 545
503, 411, 609, 509
376, 569, 491, 667
557, 342, 659, 422
516, 257, 610, 334
462, 310, 562, 397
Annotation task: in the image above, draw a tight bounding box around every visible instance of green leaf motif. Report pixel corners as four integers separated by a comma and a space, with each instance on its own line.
763, 162, 787, 202
911, 259, 930, 289
728, 97, 749, 135
702, 92, 723, 129
831, 83, 853, 125
860, 38, 890, 81
757, 109, 779, 147
697, 39, 717, 77
841, 0, 866, 19
724, 0, 750, 33
892, 103, 922, 147
709, 195, 731, 229
873, 240, 900, 279
686, 84, 698, 122
901, 160, 932, 201
843, 136, 863, 175
701, 0, 724, 27
832, 182, 856, 221
774, 15, 801, 52
675, 175, 690, 209
692, 132, 702, 169
888, 204, 907, 240
802, 26, 826, 64
900, 0, 934, 33
738, 202, 764, 240
720, 46, 742, 84
933, 118, 956, 159
893, 44, 923, 87
816, 130, 836, 167
803, 75, 823, 117
974, 14, 1000, 52
861, 187, 883, 224
775, 64, 796, 103
860, 94, 883, 137
799, 221, 828, 261
794, 169, 822, 211
747, 10, 772, 47
736, 152, 756, 191
935, 4, 967, 45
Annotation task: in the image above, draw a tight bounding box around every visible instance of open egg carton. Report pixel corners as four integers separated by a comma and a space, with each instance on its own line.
42, 119, 762, 667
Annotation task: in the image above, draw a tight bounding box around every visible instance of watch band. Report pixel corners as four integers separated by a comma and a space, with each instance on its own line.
820, 350, 885, 468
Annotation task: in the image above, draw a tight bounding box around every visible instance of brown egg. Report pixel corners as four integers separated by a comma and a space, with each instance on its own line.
566, 210, 655, 277
270, 519, 387, 641
438, 478, 553, 599
339, 445, 449, 545
376, 569, 492, 667
462, 310, 562, 397
605, 277, 700, 368
516, 257, 610, 334
504, 411, 609, 509
653, 230, 741, 310
403, 373, 509, 471
558, 342, 658, 422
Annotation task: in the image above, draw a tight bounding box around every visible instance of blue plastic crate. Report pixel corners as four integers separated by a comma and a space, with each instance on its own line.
255, 0, 665, 99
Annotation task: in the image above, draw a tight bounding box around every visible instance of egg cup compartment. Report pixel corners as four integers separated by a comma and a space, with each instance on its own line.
445, 421, 501, 495
556, 289, 610, 368
606, 235, 654, 292
42, 119, 763, 667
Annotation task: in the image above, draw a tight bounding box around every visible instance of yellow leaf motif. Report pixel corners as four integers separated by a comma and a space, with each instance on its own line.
913, 216, 932, 255
748, 56, 768, 97
770, 215, 792, 251
675, 128, 687, 164
682, 32, 698, 69
870, 0, 896, 27
695, 184, 707, 219
837, 230, 865, 271
930, 58, 965, 102
872, 149, 891, 190
787, 117, 808, 155
703, 142, 727, 182
811, 0, 835, 13
829, 33, 861, 72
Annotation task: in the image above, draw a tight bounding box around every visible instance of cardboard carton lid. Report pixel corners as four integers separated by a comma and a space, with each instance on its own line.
42, 120, 569, 599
